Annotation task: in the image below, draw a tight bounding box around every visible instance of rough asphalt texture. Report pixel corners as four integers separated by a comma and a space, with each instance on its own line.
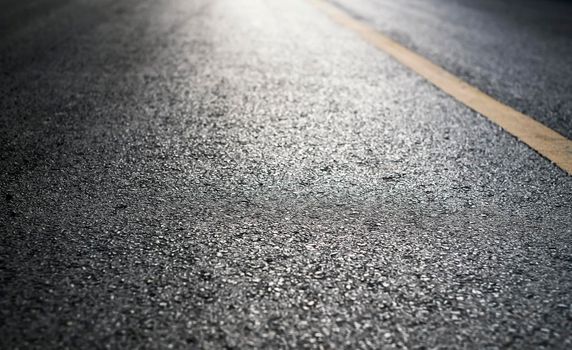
0, 0, 571, 349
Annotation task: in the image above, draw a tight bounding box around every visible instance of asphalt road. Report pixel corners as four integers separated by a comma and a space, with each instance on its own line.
1, 0, 571, 349
333, 0, 572, 139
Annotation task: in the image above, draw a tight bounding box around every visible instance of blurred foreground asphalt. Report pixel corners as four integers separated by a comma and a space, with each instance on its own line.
1, 0, 571, 349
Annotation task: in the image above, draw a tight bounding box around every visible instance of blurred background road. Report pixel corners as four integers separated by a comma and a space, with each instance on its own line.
332, 0, 572, 139
1, 0, 571, 349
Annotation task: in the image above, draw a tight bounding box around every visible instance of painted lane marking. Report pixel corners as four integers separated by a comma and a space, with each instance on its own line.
310, 0, 572, 175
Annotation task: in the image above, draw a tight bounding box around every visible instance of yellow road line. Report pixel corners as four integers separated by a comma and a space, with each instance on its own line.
310, 0, 572, 175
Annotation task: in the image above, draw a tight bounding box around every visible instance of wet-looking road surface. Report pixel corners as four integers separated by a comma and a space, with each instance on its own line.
1, 0, 571, 349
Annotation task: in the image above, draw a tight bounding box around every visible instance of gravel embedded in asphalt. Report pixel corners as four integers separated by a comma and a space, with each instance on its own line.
0, 0, 571, 349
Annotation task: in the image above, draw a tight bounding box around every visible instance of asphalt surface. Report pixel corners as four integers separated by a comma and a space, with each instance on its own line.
333, 0, 572, 139
0, 0, 571, 349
